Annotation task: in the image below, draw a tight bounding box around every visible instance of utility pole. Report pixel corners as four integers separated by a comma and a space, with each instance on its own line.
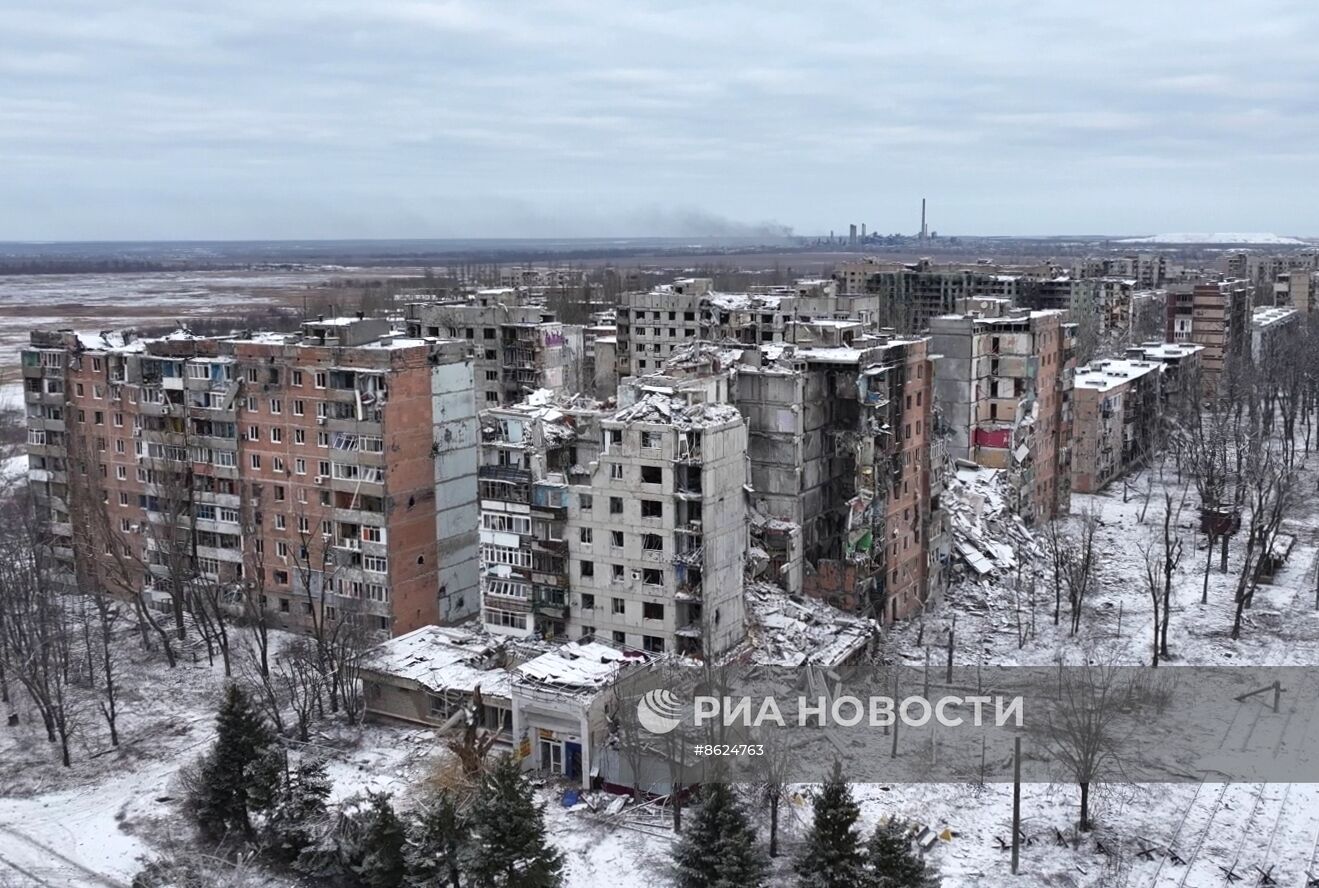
1011, 736, 1022, 875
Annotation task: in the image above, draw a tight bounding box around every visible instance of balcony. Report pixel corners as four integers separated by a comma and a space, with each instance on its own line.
479, 465, 532, 484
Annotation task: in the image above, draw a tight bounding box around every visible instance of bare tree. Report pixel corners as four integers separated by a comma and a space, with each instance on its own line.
445, 685, 500, 776
1063, 510, 1100, 636
0, 489, 78, 765
1231, 443, 1294, 640
272, 637, 325, 742
1035, 661, 1136, 832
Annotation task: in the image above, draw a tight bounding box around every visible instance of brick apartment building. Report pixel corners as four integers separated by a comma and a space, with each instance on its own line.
21, 318, 480, 637
1070, 359, 1162, 494
929, 302, 1076, 523
1165, 278, 1250, 389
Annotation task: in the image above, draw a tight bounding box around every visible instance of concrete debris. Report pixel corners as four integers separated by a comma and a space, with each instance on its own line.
745, 581, 876, 672
943, 463, 1038, 576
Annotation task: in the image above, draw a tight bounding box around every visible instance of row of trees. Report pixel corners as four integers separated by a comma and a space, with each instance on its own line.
674, 761, 937, 888
161, 684, 565, 888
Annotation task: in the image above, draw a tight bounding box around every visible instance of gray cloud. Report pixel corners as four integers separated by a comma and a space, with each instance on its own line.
2, 0, 1317, 240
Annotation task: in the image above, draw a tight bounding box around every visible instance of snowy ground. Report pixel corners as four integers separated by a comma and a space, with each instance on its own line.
0, 269, 354, 385
8, 448, 1319, 887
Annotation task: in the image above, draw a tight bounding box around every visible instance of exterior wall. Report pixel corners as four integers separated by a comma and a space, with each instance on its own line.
929, 310, 1074, 523
432, 360, 481, 623
565, 415, 747, 657
1070, 363, 1161, 493
21, 322, 479, 640
405, 299, 585, 406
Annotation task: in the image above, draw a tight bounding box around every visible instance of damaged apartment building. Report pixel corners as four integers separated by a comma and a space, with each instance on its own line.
614, 277, 886, 379
475, 379, 749, 658
646, 329, 940, 623
404, 288, 586, 406
929, 300, 1076, 524
476, 391, 603, 641
735, 338, 937, 622
21, 317, 480, 637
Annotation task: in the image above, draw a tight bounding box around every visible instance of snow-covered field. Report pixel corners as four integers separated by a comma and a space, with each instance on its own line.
1116, 232, 1311, 245
0, 270, 349, 383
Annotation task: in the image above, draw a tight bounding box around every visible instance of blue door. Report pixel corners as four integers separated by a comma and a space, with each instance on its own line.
565, 742, 582, 782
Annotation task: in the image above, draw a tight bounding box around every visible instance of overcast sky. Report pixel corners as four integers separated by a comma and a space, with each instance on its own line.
2, 0, 1316, 240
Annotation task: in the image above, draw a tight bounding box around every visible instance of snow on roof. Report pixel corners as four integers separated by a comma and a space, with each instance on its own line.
75, 331, 145, 352
515, 641, 647, 693
364, 625, 512, 700
1073, 359, 1160, 392
1252, 306, 1300, 327
611, 391, 742, 429
1137, 342, 1205, 360
708, 292, 783, 311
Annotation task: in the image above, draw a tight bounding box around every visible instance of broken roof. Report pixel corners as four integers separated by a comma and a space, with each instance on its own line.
611, 391, 742, 429
363, 625, 512, 700
515, 641, 648, 694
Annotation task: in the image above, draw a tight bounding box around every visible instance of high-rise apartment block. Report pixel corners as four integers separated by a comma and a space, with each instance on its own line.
929, 303, 1076, 524
405, 290, 584, 407
1165, 278, 1250, 388
614, 278, 883, 378
569, 378, 748, 656
21, 318, 479, 636
476, 393, 602, 641
1070, 359, 1162, 494
475, 377, 748, 658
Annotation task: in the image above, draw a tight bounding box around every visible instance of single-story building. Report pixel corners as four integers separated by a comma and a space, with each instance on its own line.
361, 625, 514, 739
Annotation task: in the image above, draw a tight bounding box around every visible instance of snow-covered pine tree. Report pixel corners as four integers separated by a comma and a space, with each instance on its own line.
405, 789, 469, 888
672, 781, 769, 888
464, 754, 564, 888
865, 821, 937, 888
353, 792, 408, 888
794, 761, 867, 888
266, 757, 333, 863
190, 682, 278, 840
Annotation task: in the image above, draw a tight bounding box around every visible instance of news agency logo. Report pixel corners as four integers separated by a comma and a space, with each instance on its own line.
636, 691, 1025, 735
636, 688, 685, 735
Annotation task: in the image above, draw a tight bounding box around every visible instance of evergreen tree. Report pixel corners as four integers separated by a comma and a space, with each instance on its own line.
267, 758, 333, 863
353, 792, 407, 888
406, 789, 469, 887
795, 761, 866, 888
190, 683, 278, 840
865, 822, 937, 888
465, 755, 564, 888
672, 782, 768, 888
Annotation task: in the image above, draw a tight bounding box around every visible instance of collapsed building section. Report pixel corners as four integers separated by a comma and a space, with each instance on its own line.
928, 302, 1076, 524
734, 338, 938, 622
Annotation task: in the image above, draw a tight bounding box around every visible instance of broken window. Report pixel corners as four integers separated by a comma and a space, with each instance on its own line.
643, 602, 664, 621
642, 534, 663, 551
641, 500, 662, 519
642, 568, 663, 586
641, 464, 662, 484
